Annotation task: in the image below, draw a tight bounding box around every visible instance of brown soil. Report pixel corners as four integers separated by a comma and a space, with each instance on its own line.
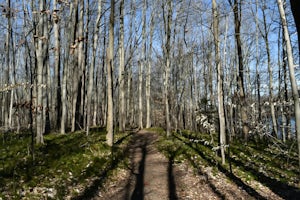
91, 130, 284, 200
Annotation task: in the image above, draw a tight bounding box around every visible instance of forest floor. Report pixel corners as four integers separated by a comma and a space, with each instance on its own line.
86, 130, 295, 200
1, 128, 299, 199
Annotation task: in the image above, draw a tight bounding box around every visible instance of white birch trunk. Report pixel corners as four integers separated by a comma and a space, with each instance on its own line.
277, 0, 300, 167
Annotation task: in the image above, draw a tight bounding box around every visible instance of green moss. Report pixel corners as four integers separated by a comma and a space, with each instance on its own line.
166, 130, 299, 189
147, 127, 165, 134
0, 128, 132, 199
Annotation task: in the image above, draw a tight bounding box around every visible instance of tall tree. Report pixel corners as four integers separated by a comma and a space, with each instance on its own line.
277, 0, 300, 167
138, 0, 147, 130
260, 1, 278, 137
146, 7, 155, 129
61, 1, 78, 134
71, 0, 84, 132
212, 0, 226, 164
290, 0, 300, 60
163, 0, 172, 136
53, 0, 61, 130
228, 0, 249, 140
3, 0, 11, 130
35, 0, 48, 144
106, 0, 115, 146
118, 0, 125, 132
86, 0, 102, 135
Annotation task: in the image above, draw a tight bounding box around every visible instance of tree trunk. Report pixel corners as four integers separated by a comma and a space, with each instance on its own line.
106, 0, 115, 146
212, 0, 226, 164
290, 0, 300, 61
146, 11, 154, 129
255, 0, 261, 121
277, 0, 300, 168
61, 1, 77, 134
138, 59, 143, 129
118, 0, 125, 132
35, 0, 47, 144
87, 0, 102, 135
230, 0, 249, 140
163, 0, 172, 136
71, 0, 84, 132
138, 0, 147, 130
261, 4, 278, 137
3, 0, 11, 131
53, 0, 61, 130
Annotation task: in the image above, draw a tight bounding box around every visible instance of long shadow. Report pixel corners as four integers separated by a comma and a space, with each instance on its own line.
184, 152, 226, 199
72, 132, 135, 200
71, 156, 120, 200
115, 132, 134, 145
175, 135, 267, 200
177, 133, 300, 199
131, 144, 146, 200
122, 132, 150, 200
228, 154, 300, 200
168, 155, 178, 200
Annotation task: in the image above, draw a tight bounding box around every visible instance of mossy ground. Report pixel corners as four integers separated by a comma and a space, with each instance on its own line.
1, 127, 299, 199
0, 128, 133, 199
155, 129, 300, 198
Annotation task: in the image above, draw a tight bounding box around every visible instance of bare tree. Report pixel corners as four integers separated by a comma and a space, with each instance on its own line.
290, 0, 300, 61
162, 0, 172, 136
118, 0, 125, 132
52, 0, 61, 130
146, 7, 155, 129
259, 1, 278, 137
277, 0, 300, 167
61, 1, 78, 134
138, 0, 148, 130
87, 0, 102, 135
35, 0, 48, 144
106, 0, 115, 146
228, 0, 249, 140
2, 0, 12, 131
212, 0, 226, 164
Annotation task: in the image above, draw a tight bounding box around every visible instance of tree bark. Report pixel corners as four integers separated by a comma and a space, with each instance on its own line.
163, 0, 172, 136
3, 0, 11, 131
53, 0, 61, 130
290, 0, 300, 60
260, 3, 278, 137
146, 10, 154, 129
35, 0, 47, 144
277, 0, 300, 168
61, 1, 77, 134
87, 0, 102, 135
106, 0, 115, 146
229, 0, 249, 140
212, 0, 226, 164
118, 0, 125, 132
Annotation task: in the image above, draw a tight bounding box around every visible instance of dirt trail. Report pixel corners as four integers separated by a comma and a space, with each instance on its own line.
93, 130, 283, 200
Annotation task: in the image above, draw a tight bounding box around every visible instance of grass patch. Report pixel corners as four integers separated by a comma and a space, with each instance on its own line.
166, 130, 300, 199
0, 128, 133, 199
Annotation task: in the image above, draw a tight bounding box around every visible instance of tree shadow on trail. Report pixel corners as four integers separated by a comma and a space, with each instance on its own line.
175, 135, 268, 200
71, 158, 118, 200
126, 131, 179, 200
72, 132, 134, 200
176, 134, 300, 200
168, 154, 178, 200
131, 142, 147, 200
123, 132, 149, 200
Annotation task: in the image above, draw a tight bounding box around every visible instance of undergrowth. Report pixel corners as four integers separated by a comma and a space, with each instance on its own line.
155, 129, 300, 199
0, 128, 133, 199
